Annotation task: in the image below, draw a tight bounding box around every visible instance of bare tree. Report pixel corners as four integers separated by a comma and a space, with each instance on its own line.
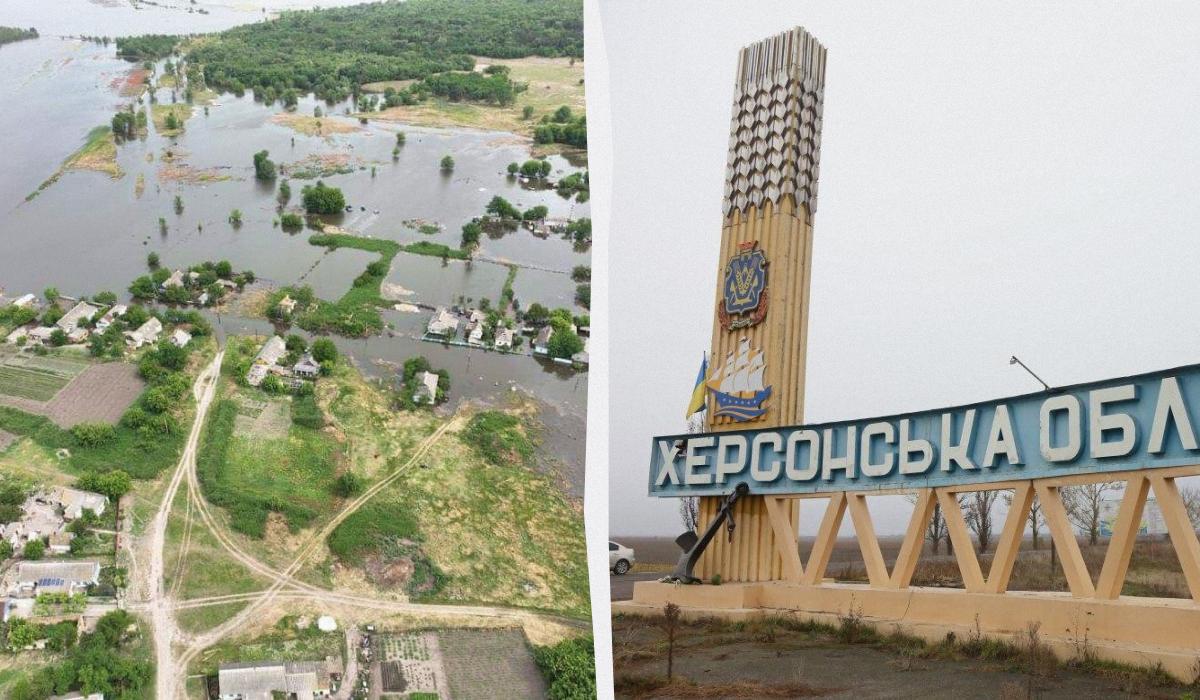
1180, 485, 1200, 528
679, 497, 699, 533
964, 490, 1000, 553
927, 500, 947, 555
1003, 490, 1046, 550
1062, 482, 1121, 545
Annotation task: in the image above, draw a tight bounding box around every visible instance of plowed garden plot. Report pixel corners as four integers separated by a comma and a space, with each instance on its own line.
0, 361, 143, 428
439, 628, 545, 700
0, 351, 90, 401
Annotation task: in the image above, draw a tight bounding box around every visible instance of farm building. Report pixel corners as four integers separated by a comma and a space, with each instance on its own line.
95, 303, 127, 331
533, 326, 554, 355
413, 371, 439, 404
163, 269, 185, 288
293, 354, 320, 379
426, 307, 458, 337
217, 658, 339, 700
10, 294, 37, 309
170, 329, 192, 348
55, 301, 100, 334
468, 323, 485, 346
125, 317, 163, 348
50, 486, 107, 520
246, 336, 287, 387
15, 560, 100, 595
27, 326, 56, 345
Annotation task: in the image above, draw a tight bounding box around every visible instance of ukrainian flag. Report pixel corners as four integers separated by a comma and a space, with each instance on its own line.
685, 352, 708, 418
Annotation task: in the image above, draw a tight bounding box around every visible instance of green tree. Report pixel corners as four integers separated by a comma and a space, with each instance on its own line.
43, 287, 59, 303
522, 105, 534, 120
547, 330, 585, 359
522, 205, 549, 221
49, 329, 68, 347
311, 338, 338, 363
440, 154, 455, 172
280, 212, 304, 230
396, 131, 406, 145
228, 209, 243, 226
253, 149, 276, 180
460, 221, 482, 249
23, 539, 45, 560
129, 276, 157, 300
301, 180, 346, 214
147, 252, 160, 268
507, 162, 519, 175
71, 423, 117, 447
174, 195, 184, 214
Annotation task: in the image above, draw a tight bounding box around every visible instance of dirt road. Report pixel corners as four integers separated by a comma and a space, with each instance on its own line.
145, 350, 223, 700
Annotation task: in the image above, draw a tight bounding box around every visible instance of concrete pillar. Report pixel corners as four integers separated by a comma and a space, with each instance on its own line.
696, 28, 827, 583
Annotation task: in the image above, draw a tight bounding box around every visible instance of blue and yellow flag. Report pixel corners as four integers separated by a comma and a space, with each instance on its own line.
685, 352, 708, 418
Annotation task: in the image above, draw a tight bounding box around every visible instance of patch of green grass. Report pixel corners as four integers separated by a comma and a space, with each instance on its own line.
269, 234, 403, 337
196, 396, 339, 538
462, 411, 535, 466
0, 405, 182, 480
399, 241, 471, 260
195, 619, 344, 676
177, 601, 250, 635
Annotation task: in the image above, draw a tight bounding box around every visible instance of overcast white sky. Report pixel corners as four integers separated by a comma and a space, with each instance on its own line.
601, 2, 1200, 537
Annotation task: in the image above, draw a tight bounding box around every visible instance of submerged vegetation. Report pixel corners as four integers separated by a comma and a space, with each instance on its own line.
267, 233, 399, 336
0, 26, 38, 46
26, 126, 122, 201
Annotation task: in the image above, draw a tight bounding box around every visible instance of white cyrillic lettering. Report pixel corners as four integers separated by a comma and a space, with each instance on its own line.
1149, 377, 1199, 453
1089, 385, 1136, 458
982, 404, 1022, 467
684, 436, 714, 485
822, 426, 857, 481
655, 440, 681, 486
899, 418, 934, 475
750, 433, 784, 482
785, 429, 821, 481
1040, 394, 1082, 462
859, 422, 894, 478
714, 435, 747, 483
940, 410, 976, 472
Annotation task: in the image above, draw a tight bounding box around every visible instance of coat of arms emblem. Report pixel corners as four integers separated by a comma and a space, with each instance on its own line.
718, 241, 768, 331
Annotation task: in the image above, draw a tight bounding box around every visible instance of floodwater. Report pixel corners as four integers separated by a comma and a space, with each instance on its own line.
0, 0, 590, 426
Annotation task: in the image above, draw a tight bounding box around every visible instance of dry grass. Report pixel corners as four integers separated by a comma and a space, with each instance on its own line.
152, 104, 193, 136
365, 56, 584, 138
615, 675, 827, 698
269, 112, 362, 137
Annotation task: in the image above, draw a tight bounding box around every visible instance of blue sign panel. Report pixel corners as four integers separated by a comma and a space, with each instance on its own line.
649, 363, 1200, 497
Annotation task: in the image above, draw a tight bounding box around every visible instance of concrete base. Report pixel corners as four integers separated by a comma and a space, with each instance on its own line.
613, 581, 1200, 682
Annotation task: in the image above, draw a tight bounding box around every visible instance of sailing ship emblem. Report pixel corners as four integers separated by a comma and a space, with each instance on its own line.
706, 337, 772, 421
719, 241, 768, 331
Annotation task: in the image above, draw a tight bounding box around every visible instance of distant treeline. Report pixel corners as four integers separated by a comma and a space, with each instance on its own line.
165, 0, 581, 102
115, 33, 178, 60
0, 26, 38, 46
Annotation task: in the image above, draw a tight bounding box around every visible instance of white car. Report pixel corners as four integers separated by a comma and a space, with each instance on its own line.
609, 540, 635, 575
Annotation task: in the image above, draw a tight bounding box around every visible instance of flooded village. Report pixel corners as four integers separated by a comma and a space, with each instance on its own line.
0, 0, 592, 696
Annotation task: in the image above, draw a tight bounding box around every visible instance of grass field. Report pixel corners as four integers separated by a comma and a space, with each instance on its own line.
364, 56, 584, 141
327, 402, 590, 618
152, 104, 193, 136
0, 350, 90, 401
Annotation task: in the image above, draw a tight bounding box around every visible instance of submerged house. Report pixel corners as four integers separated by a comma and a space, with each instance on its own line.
95, 304, 127, 332
413, 371, 439, 404
494, 327, 514, 350
533, 326, 554, 355
426, 307, 458, 337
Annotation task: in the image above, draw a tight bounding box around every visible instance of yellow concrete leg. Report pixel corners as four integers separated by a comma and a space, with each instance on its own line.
1095, 476, 1150, 600
847, 494, 888, 587
764, 496, 804, 582
889, 489, 935, 589
801, 493, 847, 585
1149, 474, 1200, 601
937, 489, 984, 592
985, 483, 1033, 594
1035, 483, 1095, 597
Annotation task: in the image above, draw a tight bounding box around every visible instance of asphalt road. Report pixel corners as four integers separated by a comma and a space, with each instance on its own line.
610, 572, 661, 601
